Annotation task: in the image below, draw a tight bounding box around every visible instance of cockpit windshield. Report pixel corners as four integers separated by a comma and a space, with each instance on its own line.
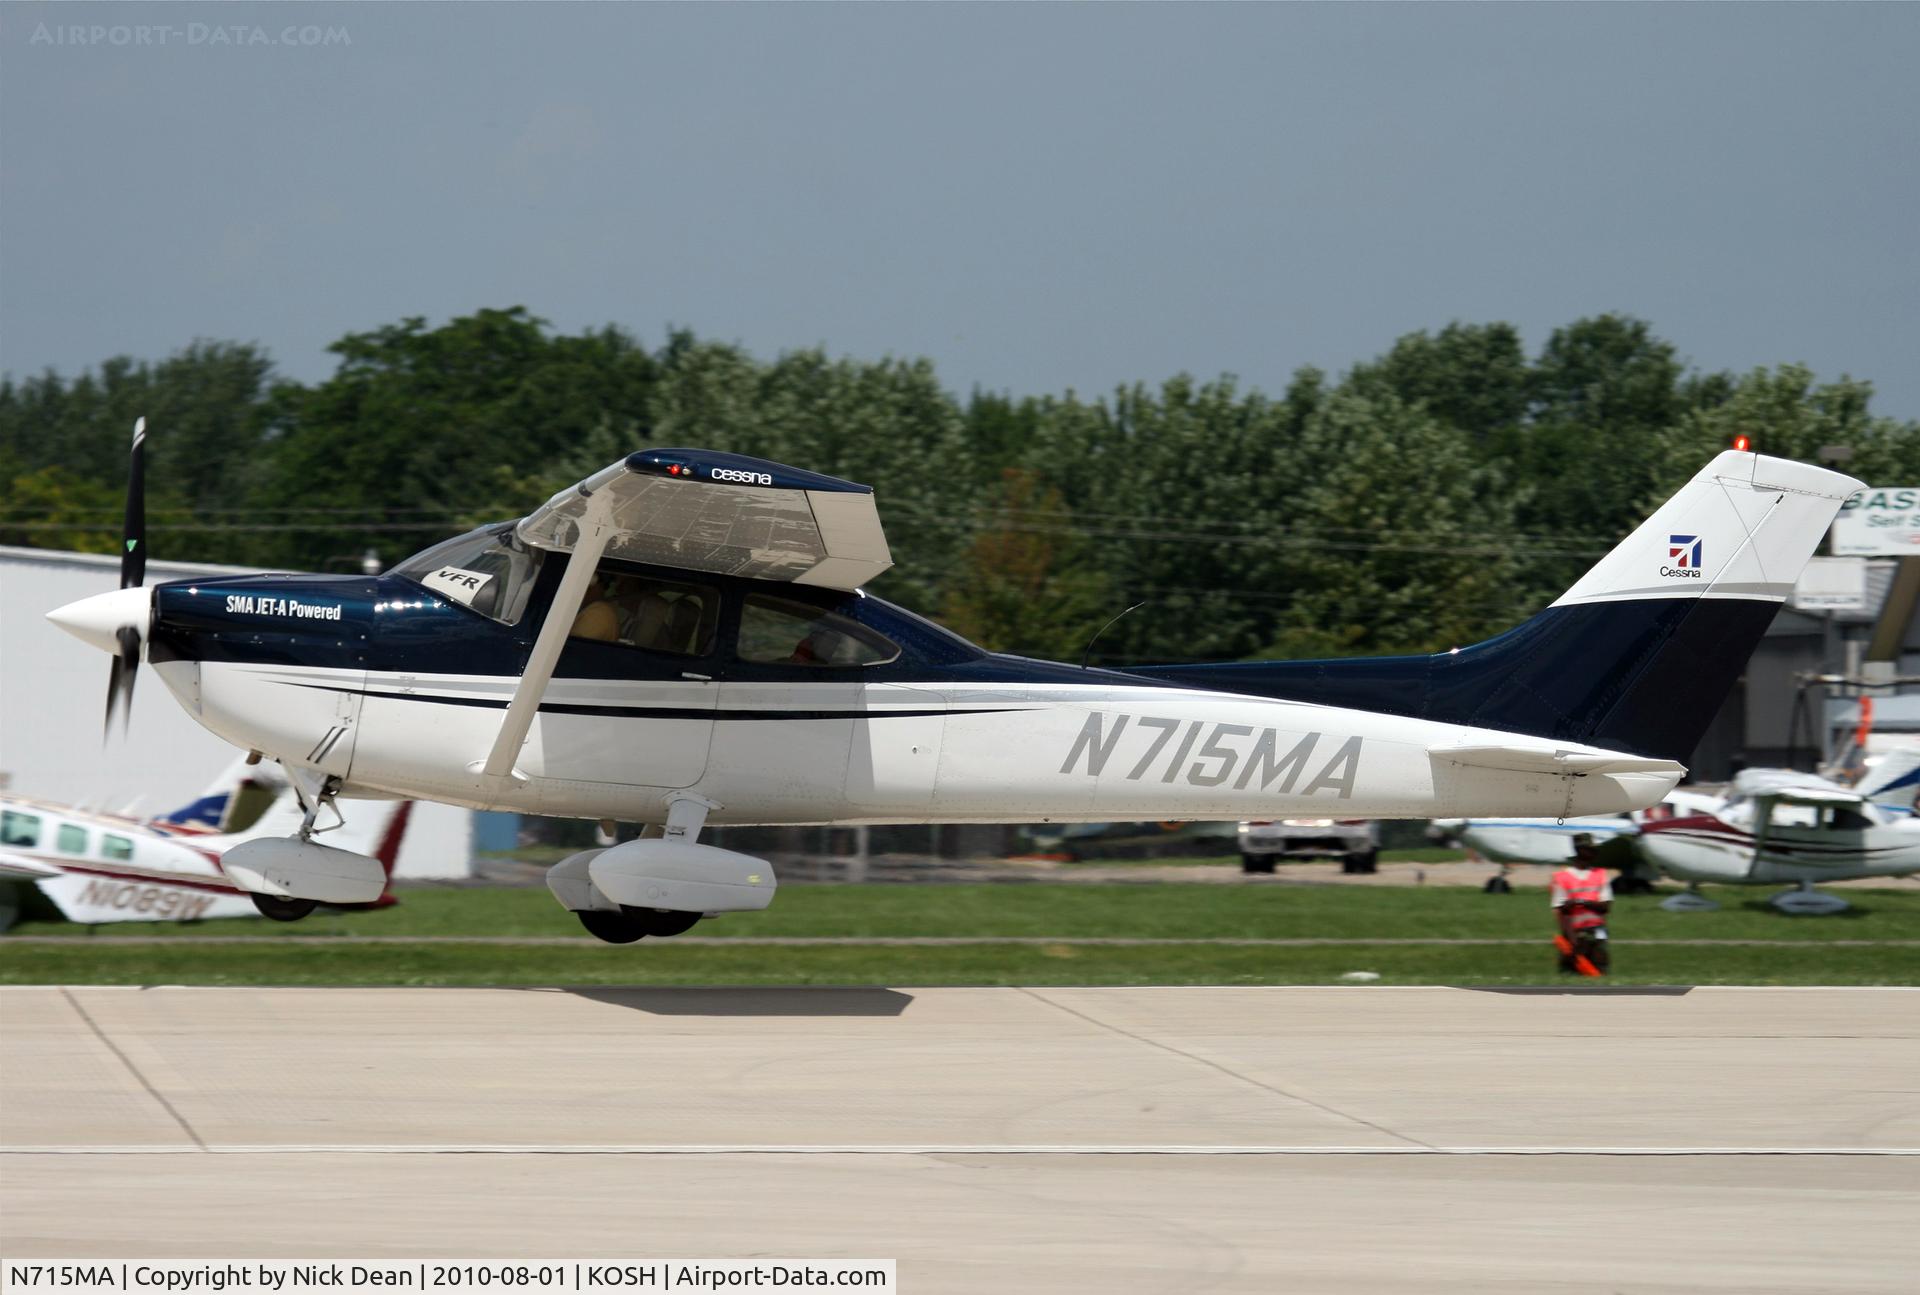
391, 524, 545, 625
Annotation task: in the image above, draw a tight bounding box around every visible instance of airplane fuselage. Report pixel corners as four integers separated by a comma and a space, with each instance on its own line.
0, 796, 258, 923
1636, 814, 1920, 885
145, 567, 1677, 828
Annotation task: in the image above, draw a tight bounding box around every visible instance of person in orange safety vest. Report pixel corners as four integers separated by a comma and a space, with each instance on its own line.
1550, 833, 1613, 975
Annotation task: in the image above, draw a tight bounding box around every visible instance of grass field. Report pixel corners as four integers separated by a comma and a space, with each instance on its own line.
3, 881, 1916, 987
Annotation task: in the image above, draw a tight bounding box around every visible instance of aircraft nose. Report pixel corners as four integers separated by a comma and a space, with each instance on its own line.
45, 585, 153, 655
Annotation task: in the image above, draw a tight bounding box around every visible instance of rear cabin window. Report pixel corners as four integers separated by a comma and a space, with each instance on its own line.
737, 595, 900, 668
102, 835, 134, 862
1827, 806, 1874, 832
1, 811, 41, 847
569, 570, 719, 657
57, 824, 89, 854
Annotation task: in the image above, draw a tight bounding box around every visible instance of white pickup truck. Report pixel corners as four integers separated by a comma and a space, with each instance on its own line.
1236, 818, 1380, 874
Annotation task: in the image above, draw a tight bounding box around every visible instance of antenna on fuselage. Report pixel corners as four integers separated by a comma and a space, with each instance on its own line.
1081, 600, 1148, 670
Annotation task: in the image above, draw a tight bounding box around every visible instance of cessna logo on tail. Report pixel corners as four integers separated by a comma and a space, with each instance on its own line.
1662, 534, 1703, 578
1061, 713, 1362, 798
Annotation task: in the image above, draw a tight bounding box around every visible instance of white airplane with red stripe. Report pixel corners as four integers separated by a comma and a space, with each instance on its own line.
1634, 766, 1920, 913
0, 780, 412, 929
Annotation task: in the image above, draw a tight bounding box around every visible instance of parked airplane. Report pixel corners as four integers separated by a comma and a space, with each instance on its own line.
46, 426, 1860, 942
1431, 748, 1920, 908
1427, 791, 1719, 888
1860, 747, 1920, 819
0, 771, 412, 929
1634, 767, 1920, 913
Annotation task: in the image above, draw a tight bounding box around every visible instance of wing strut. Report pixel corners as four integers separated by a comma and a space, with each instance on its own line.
478, 492, 615, 781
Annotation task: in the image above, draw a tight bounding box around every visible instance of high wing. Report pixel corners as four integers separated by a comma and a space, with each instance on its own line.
481, 449, 892, 782
516, 448, 893, 591
1751, 785, 1870, 810
1731, 768, 1866, 807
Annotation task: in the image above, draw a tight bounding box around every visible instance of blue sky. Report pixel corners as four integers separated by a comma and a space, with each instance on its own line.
3, 2, 1916, 417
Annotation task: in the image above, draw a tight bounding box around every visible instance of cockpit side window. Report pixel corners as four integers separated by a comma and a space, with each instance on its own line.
392, 526, 545, 626
737, 595, 900, 668
570, 568, 720, 657
0, 810, 41, 847
1770, 802, 1820, 828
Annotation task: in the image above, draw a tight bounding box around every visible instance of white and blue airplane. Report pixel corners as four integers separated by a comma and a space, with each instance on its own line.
45, 425, 1860, 942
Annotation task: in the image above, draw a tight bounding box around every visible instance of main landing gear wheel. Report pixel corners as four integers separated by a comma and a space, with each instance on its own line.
250, 893, 317, 922
626, 907, 702, 938
1341, 851, 1379, 875
576, 910, 649, 944
574, 908, 705, 943
1240, 854, 1276, 875
1660, 884, 1720, 913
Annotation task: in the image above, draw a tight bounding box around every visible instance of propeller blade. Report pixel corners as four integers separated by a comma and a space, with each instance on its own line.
105, 625, 142, 738
106, 420, 146, 739
106, 655, 125, 738
120, 417, 147, 590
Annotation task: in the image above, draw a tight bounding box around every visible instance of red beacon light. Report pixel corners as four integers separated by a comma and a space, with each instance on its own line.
1731, 434, 1752, 452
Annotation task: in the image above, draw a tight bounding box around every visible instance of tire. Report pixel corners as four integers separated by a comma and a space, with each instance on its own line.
250, 893, 317, 922
576, 910, 648, 944
629, 908, 702, 938
1241, 854, 1276, 875
1342, 851, 1378, 875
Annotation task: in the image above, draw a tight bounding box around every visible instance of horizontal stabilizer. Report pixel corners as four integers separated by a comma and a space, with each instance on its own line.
1432, 745, 1686, 778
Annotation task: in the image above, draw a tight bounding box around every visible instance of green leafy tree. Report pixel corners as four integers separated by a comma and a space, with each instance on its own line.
1645, 365, 1920, 503
0, 464, 123, 553
1347, 321, 1530, 441
940, 468, 1113, 658
255, 308, 660, 570
649, 341, 975, 612
1264, 390, 1529, 657
0, 342, 278, 563
1010, 373, 1318, 663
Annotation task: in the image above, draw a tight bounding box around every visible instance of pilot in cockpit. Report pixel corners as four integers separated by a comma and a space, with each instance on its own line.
570, 575, 621, 642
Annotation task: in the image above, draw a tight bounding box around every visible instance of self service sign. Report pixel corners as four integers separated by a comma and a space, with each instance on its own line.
1831, 488, 1920, 556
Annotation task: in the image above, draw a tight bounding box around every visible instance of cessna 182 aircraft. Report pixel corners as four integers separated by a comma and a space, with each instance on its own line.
45, 425, 1861, 942
1634, 766, 1920, 913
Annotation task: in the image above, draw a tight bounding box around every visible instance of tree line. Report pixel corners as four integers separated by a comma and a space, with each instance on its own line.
4, 307, 1915, 665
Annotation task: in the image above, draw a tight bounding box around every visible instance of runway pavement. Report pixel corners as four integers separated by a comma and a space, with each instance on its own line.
3, 985, 1916, 1291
